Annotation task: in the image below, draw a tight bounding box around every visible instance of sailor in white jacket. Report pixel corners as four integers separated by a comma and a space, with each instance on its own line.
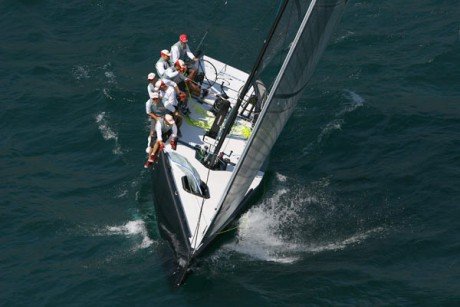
144, 114, 178, 168
147, 72, 184, 99
155, 80, 183, 128
155, 49, 172, 79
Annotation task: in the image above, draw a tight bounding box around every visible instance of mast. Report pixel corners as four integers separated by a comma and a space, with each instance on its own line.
209, 0, 290, 167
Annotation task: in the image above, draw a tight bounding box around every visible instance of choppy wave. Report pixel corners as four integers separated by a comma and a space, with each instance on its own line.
317, 119, 344, 142
102, 88, 115, 100
115, 189, 128, 198
71, 63, 117, 101
95, 112, 122, 155
317, 89, 364, 143
103, 63, 117, 84
339, 89, 365, 115
113, 176, 141, 200
101, 63, 117, 100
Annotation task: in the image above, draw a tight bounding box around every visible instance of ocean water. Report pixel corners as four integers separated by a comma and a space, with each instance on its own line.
1, 0, 459, 305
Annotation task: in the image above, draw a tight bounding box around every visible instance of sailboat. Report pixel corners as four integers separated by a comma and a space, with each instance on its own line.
149, 0, 348, 286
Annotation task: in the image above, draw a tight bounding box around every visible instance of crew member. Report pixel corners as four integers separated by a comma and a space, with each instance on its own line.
147, 72, 184, 99
145, 91, 168, 158
155, 49, 172, 78
171, 34, 198, 80
144, 114, 178, 168
155, 80, 184, 128
165, 60, 206, 107
164, 60, 187, 91
145, 92, 168, 122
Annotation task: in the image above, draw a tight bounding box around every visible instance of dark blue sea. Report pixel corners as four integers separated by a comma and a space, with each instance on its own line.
2, 0, 459, 305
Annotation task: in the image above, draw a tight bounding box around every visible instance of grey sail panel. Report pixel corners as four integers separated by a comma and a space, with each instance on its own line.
256, 0, 313, 88
201, 0, 348, 245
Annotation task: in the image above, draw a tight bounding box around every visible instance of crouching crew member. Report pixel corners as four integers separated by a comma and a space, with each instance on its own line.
145, 91, 167, 154
144, 114, 178, 168
155, 80, 184, 128
146, 91, 168, 122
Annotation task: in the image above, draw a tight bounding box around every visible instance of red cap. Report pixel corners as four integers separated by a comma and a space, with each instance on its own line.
179, 34, 188, 43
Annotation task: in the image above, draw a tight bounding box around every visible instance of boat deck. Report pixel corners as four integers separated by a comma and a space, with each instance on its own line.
160, 55, 264, 250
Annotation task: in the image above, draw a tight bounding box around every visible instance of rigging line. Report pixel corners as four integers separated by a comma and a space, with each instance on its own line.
196, 0, 228, 51
209, 0, 292, 167
217, 209, 248, 235
183, 70, 193, 100
227, 1, 281, 65
217, 224, 238, 234
190, 154, 214, 251
190, 128, 215, 251
196, 30, 208, 51
266, 0, 297, 91
185, 76, 254, 106
190, 197, 205, 250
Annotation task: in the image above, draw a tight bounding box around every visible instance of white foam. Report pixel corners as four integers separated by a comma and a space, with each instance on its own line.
318, 119, 343, 142
106, 220, 154, 249
275, 173, 287, 182
344, 89, 365, 105
102, 88, 114, 100
115, 189, 128, 198
222, 188, 300, 263
339, 89, 364, 115
72, 65, 90, 80
95, 112, 122, 155
103, 63, 117, 84
105, 71, 115, 82
334, 30, 355, 43
96, 112, 117, 140
333, 90, 365, 118
302, 227, 385, 253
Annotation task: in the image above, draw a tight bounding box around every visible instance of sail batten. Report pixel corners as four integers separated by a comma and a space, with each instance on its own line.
199, 0, 349, 250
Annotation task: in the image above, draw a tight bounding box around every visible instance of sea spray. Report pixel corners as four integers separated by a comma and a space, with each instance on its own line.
222, 174, 384, 263
105, 220, 154, 250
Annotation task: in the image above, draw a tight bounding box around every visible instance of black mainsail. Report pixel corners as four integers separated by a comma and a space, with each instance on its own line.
198, 0, 349, 253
